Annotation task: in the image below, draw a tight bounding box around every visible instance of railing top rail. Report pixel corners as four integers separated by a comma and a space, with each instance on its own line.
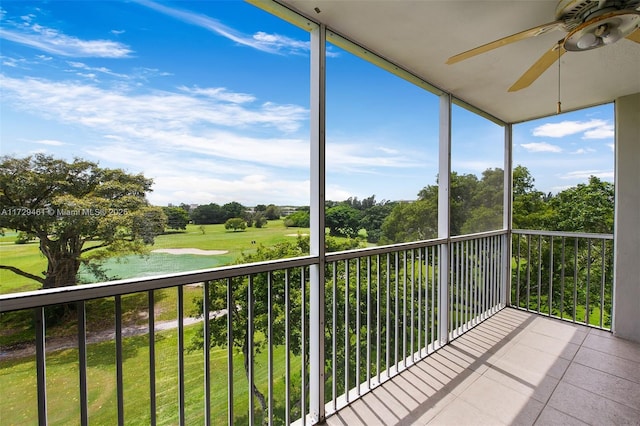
512, 229, 613, 240
325, 229, 508, 263
0, 255, 317, 313
450, 229, 508, 243
325, 237, 446, 262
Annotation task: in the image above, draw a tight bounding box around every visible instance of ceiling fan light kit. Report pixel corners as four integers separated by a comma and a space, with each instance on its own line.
446, 0, 640, 92
564, 9, 640, 51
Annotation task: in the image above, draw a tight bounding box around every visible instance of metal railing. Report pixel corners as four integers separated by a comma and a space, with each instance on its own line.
511, 229, 614, 330
0, 231, 507, 425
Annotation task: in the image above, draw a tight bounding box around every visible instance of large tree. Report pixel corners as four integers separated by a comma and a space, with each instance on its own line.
0, 154, 166, 289
325, 204, 362, 238
162, 206, 190, 230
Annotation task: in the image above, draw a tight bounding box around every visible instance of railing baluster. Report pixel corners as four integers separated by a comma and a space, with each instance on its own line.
300, 269, 306, 424
482, 238, 487, 319
600, 239, 606, 328
402, 250, 407, 368
115, 296, 124, 426
376, 254, 381, 384
356, 257, 361, 395
431, 245, 436, 351
424, 248, 429, 349
526, 234, 531, 312
560, 238, 565, 321
331, 264, 336, 411
586, 239, 592, 325
574, 238, 578, 323
248, 276, 254, 425
474, 238, 479, 324
394, 252, 399, 369
417, 248, 422, 357
465, 240, 473, 328
35, 307, 47, 426
267, 272, 273, 425
203, 283, 210, 426
344, 259, 350, 403
549, 237, 554, 317
385, 253, 391, 374
148, 290, 156, 426
537, 236, 542, 314
177, 286, 185, 426
366, 256, 371, 390
77, 301, 88, 426
227, 278, 234, 425
409, 249, 416, 364
516, 235, 521, 308
285, 270, 291, 425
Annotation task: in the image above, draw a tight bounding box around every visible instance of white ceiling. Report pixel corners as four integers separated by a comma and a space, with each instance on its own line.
273, 0, 640, 123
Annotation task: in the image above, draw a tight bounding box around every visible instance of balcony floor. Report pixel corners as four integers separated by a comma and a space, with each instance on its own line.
325, 308, 640, 425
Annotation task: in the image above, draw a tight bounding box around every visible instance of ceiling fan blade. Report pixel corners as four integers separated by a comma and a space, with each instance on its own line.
446, 20, 563, 65
508, 43, 566, 92
626, 29, 640, 43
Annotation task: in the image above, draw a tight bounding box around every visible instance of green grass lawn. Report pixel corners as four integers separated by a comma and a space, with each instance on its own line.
0, 220, 310, 295
0, 324, 303, 425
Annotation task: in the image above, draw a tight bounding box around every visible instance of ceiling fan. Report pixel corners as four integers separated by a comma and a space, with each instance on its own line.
446, 0, 640, 92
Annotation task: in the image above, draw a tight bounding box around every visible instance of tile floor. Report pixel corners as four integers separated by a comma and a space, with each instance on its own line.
325, 308, 640, 425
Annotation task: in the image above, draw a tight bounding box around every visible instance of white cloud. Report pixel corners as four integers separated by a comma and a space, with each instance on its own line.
67, 61, 129, 79
584, 124, 614, 139
135, 0, 310, 55
0, 74, 308, 135
0, 24, 132, 58
561, 170, 614, 180
327, 143, 422, 173
178, 86, 256, 103
34, 139, 66, 146
607, 143, 615, 152
452, 160, 501, 173
376, 146, 400, 155
532, 119, 609, 138
520, 142, 562, 153
1, 56, 26, 68
571, 148, 596, 155
83, 143, 311, 205
251, 31, 310, 55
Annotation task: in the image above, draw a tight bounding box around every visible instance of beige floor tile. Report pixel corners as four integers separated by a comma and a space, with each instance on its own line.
426, 397, 505, 426
483, 364, 559, 403
527, 318, 588, 345
534, 406, 589, 426
573, 345, 640, 383
458, 375, 545, 425
562, 362, 640, 410
516, 329, 580, 360
587, 327, 615, 339
493, 343, 571, 380
446, 343, 505, 371
547, 381, 640, 425
582, 333, 640, 363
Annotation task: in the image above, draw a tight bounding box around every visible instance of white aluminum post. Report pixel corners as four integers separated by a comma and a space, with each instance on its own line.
438, 94, 451, 346
309, 23, 326, 425
503, 123, 513, 307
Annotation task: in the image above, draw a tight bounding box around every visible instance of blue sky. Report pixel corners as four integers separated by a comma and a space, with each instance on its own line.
0, 1, 614, 207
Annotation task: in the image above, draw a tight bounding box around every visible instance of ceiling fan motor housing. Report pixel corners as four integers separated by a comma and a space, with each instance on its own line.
557, 0, 640, 50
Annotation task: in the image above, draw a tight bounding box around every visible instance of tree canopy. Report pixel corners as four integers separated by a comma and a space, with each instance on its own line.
0, 154, 166, 288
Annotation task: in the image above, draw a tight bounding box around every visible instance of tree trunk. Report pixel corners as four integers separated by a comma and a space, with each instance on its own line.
41, 237, 82, 289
